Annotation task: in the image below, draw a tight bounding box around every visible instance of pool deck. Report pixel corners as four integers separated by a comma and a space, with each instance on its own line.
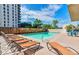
0, 31, 79, 55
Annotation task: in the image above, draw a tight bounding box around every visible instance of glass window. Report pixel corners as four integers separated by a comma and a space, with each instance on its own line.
3, 11, 5, 13
4, 13, 5, 16
4, 17, 5, 19
8, 18, 9, 21
7, 8, 9, 11
12, 24, 14, 27
7, 4, 9, 7
7, 21, 9, 23
3, 4, 5, 6
7, 15, 9, 17
12, 4, 14, 6
4, 21, 6, 23
8, 24, 9, 26
4, 24, 5, 27
3, 7, 5, 10
12, 19, 14, 21
12, 9, 14, 12
7, 12, 9, 14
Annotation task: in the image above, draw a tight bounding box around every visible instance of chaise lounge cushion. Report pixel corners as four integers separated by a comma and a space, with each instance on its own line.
15, 39, 30, 44
19, 41, 39, 48
48, 42, 76, 55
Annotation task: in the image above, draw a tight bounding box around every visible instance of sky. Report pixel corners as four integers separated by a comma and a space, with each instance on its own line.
21, 4, 79, 27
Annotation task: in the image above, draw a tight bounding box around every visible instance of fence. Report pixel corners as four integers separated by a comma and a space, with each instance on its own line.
0, 27, 45, 34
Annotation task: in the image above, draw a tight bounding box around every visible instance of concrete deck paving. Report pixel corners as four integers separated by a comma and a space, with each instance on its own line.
0, 32, 79, 55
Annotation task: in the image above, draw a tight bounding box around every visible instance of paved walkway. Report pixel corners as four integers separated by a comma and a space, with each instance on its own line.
0, 36, 12, 55
0, 36, 24, 55
36, 32, 79, 55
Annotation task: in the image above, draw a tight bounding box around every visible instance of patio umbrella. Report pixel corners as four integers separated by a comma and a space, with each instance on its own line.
68, 4, 79, 21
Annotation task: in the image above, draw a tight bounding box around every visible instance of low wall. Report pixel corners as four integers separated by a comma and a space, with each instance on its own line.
48, 29, 63, 32
0, 27, 45, 34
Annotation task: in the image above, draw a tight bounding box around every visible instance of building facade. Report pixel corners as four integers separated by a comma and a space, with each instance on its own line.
0, 4, 21, 28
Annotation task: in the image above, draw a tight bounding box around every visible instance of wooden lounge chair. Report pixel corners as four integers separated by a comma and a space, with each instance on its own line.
13, 40, 40, 55
14, 39, 31, 44
0, 31, 18, 54
7, 34, 25, 39
4, 33, 32, 44
7, 34, 40, 54
47, 42, 79, 55
7, 35, 32, 43
8, 36, 31, 43
1, 31, 40, 55
0, 32, 25, 52
8, 36, 25, 40
0, 31, 8, 39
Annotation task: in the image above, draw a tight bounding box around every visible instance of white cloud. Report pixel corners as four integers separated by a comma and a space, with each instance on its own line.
21, 4, 62, 23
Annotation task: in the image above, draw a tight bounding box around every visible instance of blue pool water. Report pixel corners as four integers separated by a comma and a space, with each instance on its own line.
21, 32, 58, 41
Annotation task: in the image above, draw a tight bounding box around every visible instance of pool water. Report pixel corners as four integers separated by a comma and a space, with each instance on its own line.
21, 32, 58, 41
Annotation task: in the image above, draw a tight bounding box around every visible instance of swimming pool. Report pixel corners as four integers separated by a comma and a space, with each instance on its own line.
21, 32, 58, 41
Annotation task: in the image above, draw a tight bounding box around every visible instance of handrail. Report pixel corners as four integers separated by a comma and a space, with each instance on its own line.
0, 43, 2, 55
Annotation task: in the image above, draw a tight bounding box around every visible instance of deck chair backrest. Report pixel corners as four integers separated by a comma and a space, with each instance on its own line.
0, 31, 11, 43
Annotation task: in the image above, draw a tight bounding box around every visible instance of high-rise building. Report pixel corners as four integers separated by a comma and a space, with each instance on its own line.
0, 4, 21, 28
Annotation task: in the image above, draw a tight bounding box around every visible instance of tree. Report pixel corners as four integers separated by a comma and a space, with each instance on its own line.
52, 20, 59, 28
33, 19, 42, 28
65, 24, 75, 32
77, 24, 79, 30
42, 24, 53, 29
20, 22, 32, 28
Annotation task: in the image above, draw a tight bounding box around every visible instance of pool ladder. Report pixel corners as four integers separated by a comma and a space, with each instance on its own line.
42, 35, 44, 42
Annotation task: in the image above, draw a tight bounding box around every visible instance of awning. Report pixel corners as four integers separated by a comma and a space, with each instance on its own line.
68, 4, 79, 21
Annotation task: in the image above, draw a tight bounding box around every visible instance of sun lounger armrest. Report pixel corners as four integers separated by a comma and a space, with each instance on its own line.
65, 47, 79, 54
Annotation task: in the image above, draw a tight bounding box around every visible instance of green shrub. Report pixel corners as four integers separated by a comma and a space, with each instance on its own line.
52, 20, 59, 29
42, 24, 53, 29
65, 24, 75, 32
33, 19, 42, 28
